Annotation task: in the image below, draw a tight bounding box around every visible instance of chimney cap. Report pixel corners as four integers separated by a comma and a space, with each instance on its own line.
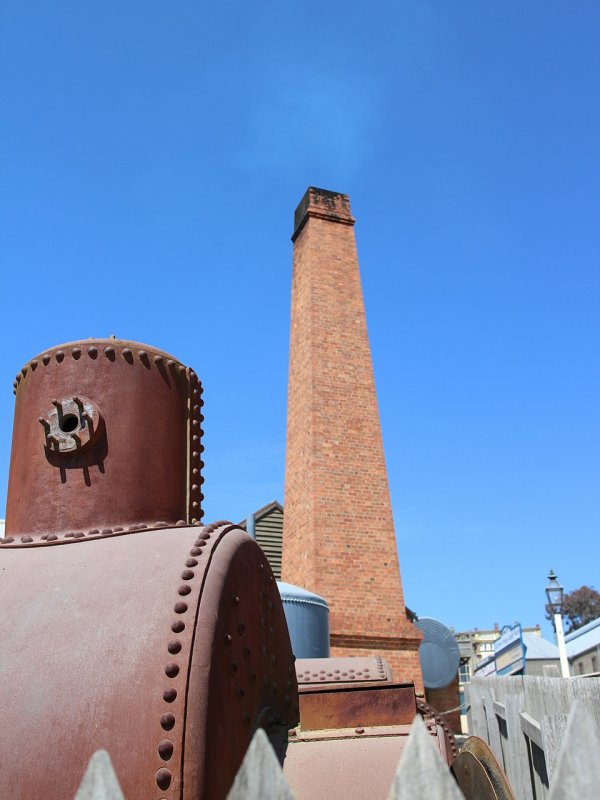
292, 187, 354, 241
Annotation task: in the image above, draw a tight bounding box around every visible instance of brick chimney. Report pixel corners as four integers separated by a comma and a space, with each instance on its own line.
282, 187, 423, 688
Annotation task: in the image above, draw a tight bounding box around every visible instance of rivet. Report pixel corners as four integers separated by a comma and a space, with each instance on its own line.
171, 621, 185, 633
88, 529, 99, 536
42, 354, 51, 365
72, 347, 81, 359
155, 521, 168, 528
178, 585, 191, 596
191, 518, 198, 524
190, 547, 203, 556
1, 537, 14, 544
47, 534, 58, 541
101, 528, 112, 535
237, 687, 245, 699
128, 525, 139, 531
64, 532, 74, 538
167, 641, 182, 654
155, 768, 172, 791
160, 712, 176, 731
192, 468, 199, 476
13, 381, 17, 389
21, 367, 28, 377
137, 523, 147, 529
88, 346, 98, 358
198, 532, 210, 541
355, 727, 365, 735
55, 351, 65, 362
178, 365, 186, 375
74, 531, 85, 538
259, 563, 264, 570
192, 502, 199, 511
243, 647, 251, 658
174, 602, 188, 614
192, 451, 199, 460
158, 739, 174, 761
113, 526, 124, 532
167, 359, 175, 368
15, 374, 21, 384
185, 558, 198, 567
237, 622, 246, 635
193, 540, 206, 548
192, 419, 199, 429
224, 634, 232, 644
122, 347, 132, 358
30, 360, 38, 370
162, 688, 177, 703
233, 595, 240, 605
181, 569, 194, 580
138, 350, 147, 359
193, 389, 199, 398
154, 355, 164, 365
21, 536, 33, 543
243, 714, 251, 727
104, 346, 115, 359
176, 520, 186, 527
165, 663, 179, 678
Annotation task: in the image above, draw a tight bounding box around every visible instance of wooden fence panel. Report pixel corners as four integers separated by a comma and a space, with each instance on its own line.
548, 700, 600, 800
387, 715, 465, 800
226, 728, 295, 800
75, 750, 125, 800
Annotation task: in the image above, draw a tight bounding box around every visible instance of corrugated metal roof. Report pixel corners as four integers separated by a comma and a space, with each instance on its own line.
522, 632, 559, 660
565, 616, 600, 658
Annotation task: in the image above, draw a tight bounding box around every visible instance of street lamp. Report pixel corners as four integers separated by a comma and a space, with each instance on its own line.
546, 569, 570, 678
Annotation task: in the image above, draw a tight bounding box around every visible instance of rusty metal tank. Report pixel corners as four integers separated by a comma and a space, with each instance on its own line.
0, 338, 298, 799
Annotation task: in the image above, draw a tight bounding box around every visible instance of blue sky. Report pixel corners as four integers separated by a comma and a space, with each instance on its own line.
1, 2, 598, 637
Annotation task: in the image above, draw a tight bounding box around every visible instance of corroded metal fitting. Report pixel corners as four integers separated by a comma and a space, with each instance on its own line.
40, 396, 102, 453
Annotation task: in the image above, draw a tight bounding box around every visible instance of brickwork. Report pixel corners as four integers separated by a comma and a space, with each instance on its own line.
282, 187, 423, 690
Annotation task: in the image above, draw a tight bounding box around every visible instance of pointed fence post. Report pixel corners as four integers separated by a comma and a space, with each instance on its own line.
74, 750, 125, 800
227, 728, 295, 800
387, 716, 465, 800
548, 699, 600, 800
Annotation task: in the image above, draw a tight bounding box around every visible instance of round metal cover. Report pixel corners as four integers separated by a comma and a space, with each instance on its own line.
415, 616, 460, 689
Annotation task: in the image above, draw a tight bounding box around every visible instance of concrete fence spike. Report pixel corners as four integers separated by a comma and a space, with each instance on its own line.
74, 750, 125, 800
226, 728, 295, 800
387, 715, 465, 800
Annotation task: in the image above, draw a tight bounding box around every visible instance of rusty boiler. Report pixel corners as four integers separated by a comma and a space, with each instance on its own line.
0, 338, 298, 799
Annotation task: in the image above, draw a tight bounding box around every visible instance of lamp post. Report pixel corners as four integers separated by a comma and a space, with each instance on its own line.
546, 569, 570, 678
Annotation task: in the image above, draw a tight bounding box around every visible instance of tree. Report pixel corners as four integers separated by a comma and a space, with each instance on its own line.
546, 585, 600, 633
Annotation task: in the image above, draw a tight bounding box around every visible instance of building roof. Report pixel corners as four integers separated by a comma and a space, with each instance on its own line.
238, 500, 283, 528
523, 632, 559, 660
565, 616, 600, 659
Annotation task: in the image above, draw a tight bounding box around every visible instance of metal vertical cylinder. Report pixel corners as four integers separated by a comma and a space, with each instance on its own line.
5, 338, 204, 541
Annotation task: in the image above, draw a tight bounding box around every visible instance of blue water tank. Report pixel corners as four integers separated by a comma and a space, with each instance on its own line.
277, 581, 330, 658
